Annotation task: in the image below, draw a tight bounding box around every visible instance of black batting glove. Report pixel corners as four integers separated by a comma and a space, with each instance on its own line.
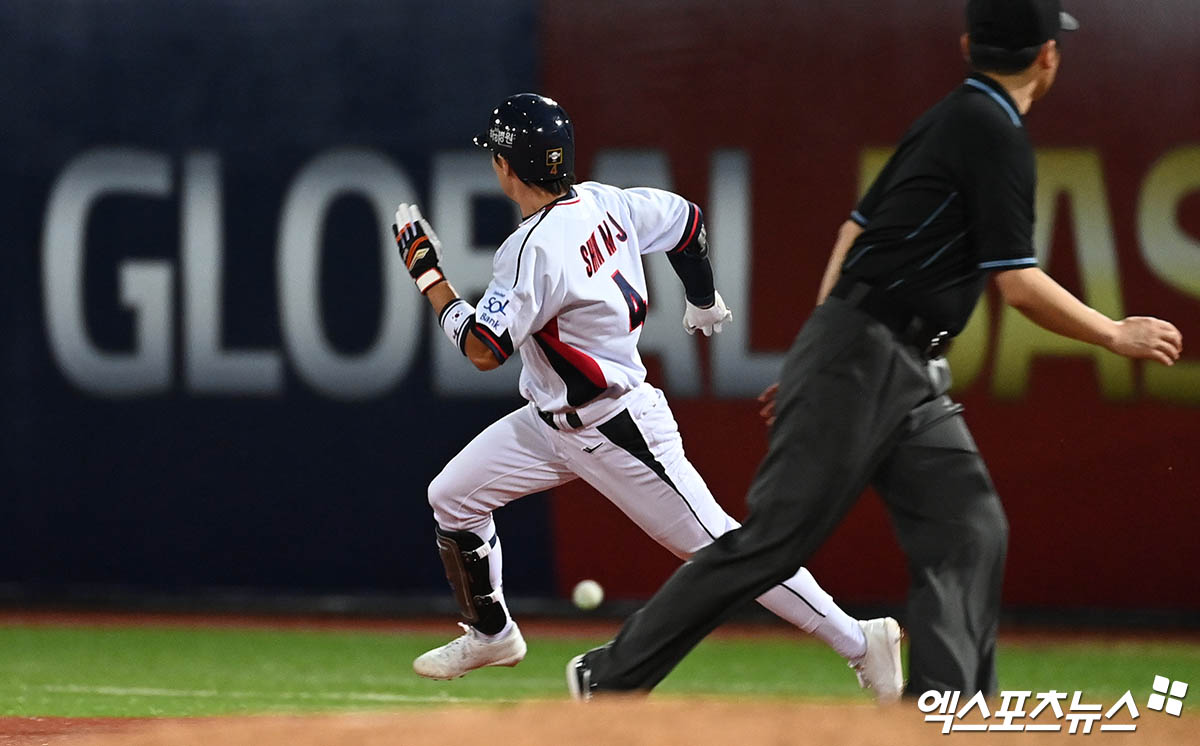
393, 202, 445, 294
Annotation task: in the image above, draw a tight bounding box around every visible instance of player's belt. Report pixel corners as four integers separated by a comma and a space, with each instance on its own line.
830, 278, 951, 359
537, 409, 584, 430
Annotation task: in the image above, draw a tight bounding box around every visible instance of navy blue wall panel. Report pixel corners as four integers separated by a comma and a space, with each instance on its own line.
0, 0, 552, 599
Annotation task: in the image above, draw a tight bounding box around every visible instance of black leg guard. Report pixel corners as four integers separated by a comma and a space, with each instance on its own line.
434, 527, 508, 635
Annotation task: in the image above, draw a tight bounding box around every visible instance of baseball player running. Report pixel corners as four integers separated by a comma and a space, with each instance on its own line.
395, 93, 901, 700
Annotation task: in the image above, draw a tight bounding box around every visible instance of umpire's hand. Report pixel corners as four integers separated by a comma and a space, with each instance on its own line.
758, 382, 779, 427
1109, 316, 1183, 366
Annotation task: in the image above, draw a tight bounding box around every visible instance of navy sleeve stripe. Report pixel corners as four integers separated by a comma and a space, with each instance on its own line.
471, 324, 512, 363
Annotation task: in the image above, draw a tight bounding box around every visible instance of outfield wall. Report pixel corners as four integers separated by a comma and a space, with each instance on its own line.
2, 0, 1197, 615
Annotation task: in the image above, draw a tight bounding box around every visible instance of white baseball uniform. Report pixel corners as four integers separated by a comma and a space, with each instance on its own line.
429, 181, 864, 658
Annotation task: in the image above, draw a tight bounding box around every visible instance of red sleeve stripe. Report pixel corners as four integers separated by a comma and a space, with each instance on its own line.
668, 202, 700, 254
471, 324, 510, 362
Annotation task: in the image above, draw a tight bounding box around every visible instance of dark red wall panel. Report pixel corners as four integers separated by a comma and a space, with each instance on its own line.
543, 0, 1200, 610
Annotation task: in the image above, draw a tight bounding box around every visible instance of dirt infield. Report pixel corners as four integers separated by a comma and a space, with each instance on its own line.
1, 702, 1191, 746
0, 717, 154, 745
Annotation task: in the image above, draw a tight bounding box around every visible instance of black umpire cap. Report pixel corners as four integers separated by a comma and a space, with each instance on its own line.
968, 0, 1079, 50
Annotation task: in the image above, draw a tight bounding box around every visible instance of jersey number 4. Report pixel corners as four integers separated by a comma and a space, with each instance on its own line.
612, 271, 647, 332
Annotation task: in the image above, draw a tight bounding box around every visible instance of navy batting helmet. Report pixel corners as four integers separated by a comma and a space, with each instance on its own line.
473, 93, 574, 184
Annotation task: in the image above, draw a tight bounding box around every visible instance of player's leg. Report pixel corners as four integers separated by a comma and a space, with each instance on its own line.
573, 306, 930, 694
569, 385, 868, 661
415, 404, 576, 679
872, 393, 1007, 696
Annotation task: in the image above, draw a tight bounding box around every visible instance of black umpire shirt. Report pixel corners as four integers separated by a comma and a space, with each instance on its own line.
842, 72, 1039, 335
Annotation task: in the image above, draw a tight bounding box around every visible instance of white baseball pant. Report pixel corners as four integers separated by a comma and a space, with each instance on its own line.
427, 382, 865, 659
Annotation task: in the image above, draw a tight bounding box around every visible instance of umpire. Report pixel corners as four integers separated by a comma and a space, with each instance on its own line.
569, 0, 1183, 698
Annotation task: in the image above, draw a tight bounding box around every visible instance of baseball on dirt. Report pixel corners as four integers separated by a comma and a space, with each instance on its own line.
572, 579, 604, 610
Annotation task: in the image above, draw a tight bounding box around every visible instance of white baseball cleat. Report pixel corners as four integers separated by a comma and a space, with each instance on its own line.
412, 622, 527, 680
849, 617, 904, 703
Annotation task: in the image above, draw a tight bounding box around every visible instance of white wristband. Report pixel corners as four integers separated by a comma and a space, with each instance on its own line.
438, 298, 476, 354
415, 268, 445, 294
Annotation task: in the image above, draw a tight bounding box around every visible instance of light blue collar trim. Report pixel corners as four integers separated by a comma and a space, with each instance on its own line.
965, 78, 1022, 127
979, 257, 1038, 270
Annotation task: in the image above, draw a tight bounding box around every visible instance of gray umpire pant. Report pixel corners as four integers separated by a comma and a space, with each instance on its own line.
587, 296, 1008, 695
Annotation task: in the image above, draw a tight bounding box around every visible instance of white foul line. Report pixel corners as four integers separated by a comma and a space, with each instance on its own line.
39, 684, 515, 705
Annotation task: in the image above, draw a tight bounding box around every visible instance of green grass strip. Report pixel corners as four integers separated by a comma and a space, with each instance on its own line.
1, 625, 1197, 717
